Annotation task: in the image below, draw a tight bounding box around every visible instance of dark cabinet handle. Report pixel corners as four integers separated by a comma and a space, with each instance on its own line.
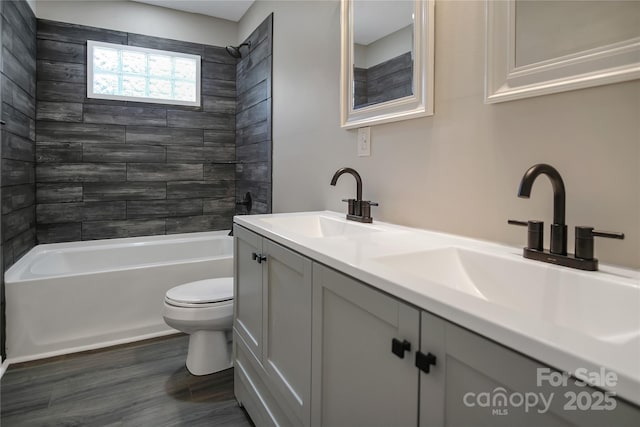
391, 338, 411, 359
251, 252, 267, 264
416, 351, 437, 374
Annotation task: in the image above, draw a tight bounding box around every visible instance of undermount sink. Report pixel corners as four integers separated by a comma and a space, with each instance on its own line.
372, 247, 640, 344
258, 214, 382, 238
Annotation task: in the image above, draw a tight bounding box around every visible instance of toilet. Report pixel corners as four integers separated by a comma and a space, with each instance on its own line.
163, 277, 234, 376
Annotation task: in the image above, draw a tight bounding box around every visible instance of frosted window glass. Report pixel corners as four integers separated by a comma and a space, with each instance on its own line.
88, 41, 200, 106
122, 51, 146, 75
93, 73, 119, 95
149, 78, 172, 99
174, 81, 196, 101
175, 58, 197, 81
149, 55, 172, 77
93, 47, 120, 72
122, 75, 147, 97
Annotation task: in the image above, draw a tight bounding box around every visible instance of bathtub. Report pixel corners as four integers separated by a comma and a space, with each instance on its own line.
4, 231, 233, 363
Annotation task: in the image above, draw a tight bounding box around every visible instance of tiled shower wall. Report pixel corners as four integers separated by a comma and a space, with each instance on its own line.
354, 51, 413, 108
35, 20, 238, 242
235, 14, 273, 215
1, 0, 37, 359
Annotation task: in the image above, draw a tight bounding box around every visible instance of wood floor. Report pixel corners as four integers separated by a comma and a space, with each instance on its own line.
0, 335, 254, 427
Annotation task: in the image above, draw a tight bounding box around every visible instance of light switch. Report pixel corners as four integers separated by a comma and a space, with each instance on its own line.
357, 127, 371, 157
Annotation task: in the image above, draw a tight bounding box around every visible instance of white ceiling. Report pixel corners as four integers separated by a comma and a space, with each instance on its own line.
132, 0, 255, 22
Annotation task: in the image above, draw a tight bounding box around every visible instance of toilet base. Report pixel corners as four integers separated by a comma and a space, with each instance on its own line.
186, 330, 232, 376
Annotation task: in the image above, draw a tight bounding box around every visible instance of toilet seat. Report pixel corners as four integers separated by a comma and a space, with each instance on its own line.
165, 277, 233, 308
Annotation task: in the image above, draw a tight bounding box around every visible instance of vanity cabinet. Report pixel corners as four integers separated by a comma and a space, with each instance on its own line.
310, 264, 420, 427
234, 225, 640, 427
233, 225, 312, 427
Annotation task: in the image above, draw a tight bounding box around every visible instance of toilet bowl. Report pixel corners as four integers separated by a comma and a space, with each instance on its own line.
163, 277, 234, 375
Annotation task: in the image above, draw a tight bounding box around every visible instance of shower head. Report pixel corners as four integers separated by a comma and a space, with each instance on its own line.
225, 42, 251, 58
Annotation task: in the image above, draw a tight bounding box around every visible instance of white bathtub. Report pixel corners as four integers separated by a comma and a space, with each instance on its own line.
4, 231, 233, 363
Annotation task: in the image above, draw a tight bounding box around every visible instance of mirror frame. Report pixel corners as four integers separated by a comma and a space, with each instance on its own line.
340, 0, 434, 129
485, 0, 640, 103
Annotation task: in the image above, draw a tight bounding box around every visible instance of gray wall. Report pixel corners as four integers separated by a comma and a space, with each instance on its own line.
1, 0, 37, 360
235, 14, 273, 215
35, 20, 237, 242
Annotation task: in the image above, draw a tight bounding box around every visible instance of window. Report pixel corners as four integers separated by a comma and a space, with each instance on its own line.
87, 41, 201, 107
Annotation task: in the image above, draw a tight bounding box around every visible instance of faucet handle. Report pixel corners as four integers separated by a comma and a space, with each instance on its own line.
575, 226, 624, 260
341, 198, 356, 216
508, 219, 544, 251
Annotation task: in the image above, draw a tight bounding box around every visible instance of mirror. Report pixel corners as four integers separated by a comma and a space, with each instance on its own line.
486, 0, 640, 103
341, 0, 434, 129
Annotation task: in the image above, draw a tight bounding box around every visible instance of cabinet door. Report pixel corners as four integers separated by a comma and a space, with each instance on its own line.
420, 315, 640, 426
312, 264, 420, 427
234, 225, 264, 360
262, 239, 313, 426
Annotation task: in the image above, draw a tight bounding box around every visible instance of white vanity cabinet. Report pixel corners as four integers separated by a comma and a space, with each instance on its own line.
311, 263, 420, 427
420, 312, 640, 427
233, 223, 640, 427
233, 225, 313, 427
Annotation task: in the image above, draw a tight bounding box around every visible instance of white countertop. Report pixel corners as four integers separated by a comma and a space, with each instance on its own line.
234, 211, 640, 406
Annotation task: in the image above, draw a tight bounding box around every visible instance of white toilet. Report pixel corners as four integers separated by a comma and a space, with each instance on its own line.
163, 277, 234, 376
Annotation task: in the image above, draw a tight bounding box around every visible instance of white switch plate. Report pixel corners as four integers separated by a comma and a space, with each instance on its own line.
357, 127, 371, 156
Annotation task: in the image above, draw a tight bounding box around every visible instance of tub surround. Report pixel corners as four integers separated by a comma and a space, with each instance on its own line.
234, 14, 273, 216
34, 19, 237, 243
1, 0, 38, 361
4, 231, 233, 363
234, 211, 640, 407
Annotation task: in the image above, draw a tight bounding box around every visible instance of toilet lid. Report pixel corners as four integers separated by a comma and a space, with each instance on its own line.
166, 277, 233, 305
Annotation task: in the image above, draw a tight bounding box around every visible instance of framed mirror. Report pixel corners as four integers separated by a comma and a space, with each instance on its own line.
341, 0, 434, 129
485, 0, 640, 103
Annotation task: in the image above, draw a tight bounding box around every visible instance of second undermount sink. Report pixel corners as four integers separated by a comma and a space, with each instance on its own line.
258, 214, 382, 238
372, 247, 640, 345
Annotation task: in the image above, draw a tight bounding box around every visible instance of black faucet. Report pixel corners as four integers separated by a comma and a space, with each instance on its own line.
517, 163, 567, 255
330, 167, 378, 223
509, 163, 624, 271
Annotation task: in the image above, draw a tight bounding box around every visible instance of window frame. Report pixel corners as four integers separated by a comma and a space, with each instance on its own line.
86, 40, 202, 107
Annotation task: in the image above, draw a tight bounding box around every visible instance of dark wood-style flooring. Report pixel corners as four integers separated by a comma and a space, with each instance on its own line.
0, 335, 253, 426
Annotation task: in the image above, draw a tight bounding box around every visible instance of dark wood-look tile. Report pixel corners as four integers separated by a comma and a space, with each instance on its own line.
127, 33, 204, 56
37, 121, 125, 144
203, 164, 235, 181
36, 101, 83, 122
83, 182, 166, 202
36, 60, 85, 84
236, 119, 270, 146
2, 47, 36, 96
35, 142, 83, 163
84, 104, 167, 127
2, 184, 36, 214
125, 126, 203, 146
36, 183, 83, 203
9, 227, 37, 261
37, 201, 126, 223
2, 159, 35, 186
37, 19, 127, 44
236, 140, 270, 164
126, 199, 203, 219
236, 55, 271, 97
126, 164, 203, 182
2, 130, 35, 162
201, 78, 236, 98
2, 103, 35, 141
204, 129, 235, 146
166, 214, 231, 234
36, 80, 86, 102
166, 110, 234, 130
203, 197, 235, 215
202, 61, 236, 82
202, 95, 236, 114
1, 335, 252, 426
82, 219, 166, 240
2, 206, 35, 241
236, 100, 268, 131
236, 162, 270, 183
237, 79, 267, 114
2, 75, 36, 119
166, 146, 234, 163
36, 163, 126, 183
36, 222, 82, 243
166, 181, 234, 199
203, 46, 237, 65
36, 39, 85, 64
83, 144, 166, 163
